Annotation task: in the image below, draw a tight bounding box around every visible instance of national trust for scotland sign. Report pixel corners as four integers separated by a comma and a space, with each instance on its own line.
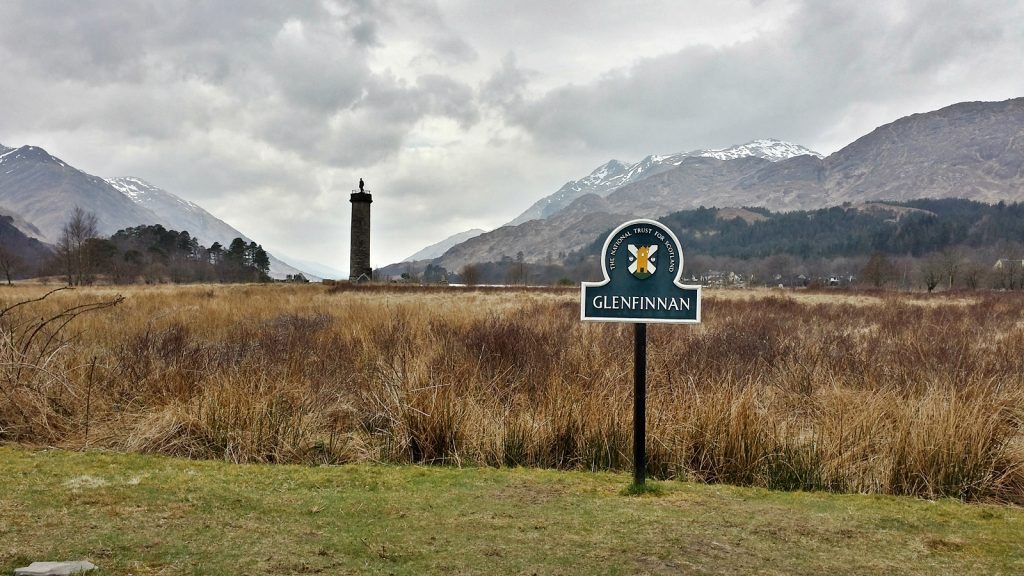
581, 219, 702, 323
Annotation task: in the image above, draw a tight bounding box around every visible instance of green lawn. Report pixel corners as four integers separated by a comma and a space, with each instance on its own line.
1, 446, 1022, 575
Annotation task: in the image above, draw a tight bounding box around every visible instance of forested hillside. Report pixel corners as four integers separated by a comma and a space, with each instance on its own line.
657, 199, 1024, 259
551, 199, 1024, 289
48, 222, 273, 285
391, 198, 1024, 288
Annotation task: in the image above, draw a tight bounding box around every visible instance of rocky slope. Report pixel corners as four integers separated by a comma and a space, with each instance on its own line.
820, 98, 1024, 203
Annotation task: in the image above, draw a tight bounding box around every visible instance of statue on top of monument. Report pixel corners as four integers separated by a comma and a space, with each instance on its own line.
359, 178, 365, 192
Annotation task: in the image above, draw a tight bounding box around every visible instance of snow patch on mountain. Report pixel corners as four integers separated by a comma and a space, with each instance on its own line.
107, 177, 204, 213
695, 139, 822, 162
551, 160, 630, 200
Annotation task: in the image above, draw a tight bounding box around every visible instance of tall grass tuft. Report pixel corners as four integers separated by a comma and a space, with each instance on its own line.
3, 283, 1024, 502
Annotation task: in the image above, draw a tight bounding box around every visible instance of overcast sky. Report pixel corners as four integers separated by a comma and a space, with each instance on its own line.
1, 0, 1022, 274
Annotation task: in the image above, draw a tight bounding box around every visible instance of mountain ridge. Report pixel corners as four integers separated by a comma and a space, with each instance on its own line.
403, 228, 486, 262
506, 139, 820, 226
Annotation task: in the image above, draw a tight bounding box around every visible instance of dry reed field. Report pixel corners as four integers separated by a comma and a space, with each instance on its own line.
2, 283, 1023, 503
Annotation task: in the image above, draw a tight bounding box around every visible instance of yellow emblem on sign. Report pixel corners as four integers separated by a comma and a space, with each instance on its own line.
628, 244, 657, 279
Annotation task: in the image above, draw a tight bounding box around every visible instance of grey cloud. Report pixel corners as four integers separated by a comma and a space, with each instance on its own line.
0, 2, 154, 82
251, 70, 479, 167
397, 0, 478, 65
503, 42, 814, 155
0, 1, 321, 82
350, 20, 380, 46
426, 34, 479, 65
267, 22, 373, 112
481, 53, 533, 109
496, 0, 1024, 157
0, 0, 482, 170
415, 75, 479, 128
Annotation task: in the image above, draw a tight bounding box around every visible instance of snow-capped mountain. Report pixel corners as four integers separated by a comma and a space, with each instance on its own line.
505, 139, 820, 226
0, 145, 162, 241
106, 177, 316, 280
431, 99, 1024, 271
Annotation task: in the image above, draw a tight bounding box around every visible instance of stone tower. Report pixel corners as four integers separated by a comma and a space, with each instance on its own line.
349, 184, 372, 282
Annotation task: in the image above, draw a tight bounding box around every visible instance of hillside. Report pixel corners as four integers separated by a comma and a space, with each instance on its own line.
106, 177, 313, 280
655, 198, 1019, 260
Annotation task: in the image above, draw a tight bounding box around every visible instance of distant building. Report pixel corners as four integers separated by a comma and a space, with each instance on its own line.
700, 270, 749, 288
993, 258, 1024, 270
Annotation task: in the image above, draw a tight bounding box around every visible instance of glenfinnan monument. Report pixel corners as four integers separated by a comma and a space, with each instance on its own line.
349, 178, 372, 282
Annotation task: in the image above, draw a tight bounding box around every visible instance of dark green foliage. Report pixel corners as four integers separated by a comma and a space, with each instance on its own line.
107, 225, 270, 283
657, 199, 1024, 259
559, 199, 1024, 284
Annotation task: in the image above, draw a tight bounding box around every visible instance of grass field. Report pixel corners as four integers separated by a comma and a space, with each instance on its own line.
2, 283, 1024, 502
2, 445, 1023, 575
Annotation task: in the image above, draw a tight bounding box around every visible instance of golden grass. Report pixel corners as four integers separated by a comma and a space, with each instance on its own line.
2, 283, 1023, 502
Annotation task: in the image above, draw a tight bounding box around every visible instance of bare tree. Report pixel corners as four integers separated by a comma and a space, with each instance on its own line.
56, 207, 100, 285
961, 262, 986, 290
460, 263, 481, 286
0, 245, 23, 285
992, 258, 1021, 290
919, 255, 943, 293
940, 248, 963, 290
860, 252, 896, 288
0, 224, 25, 284
505, 251, 527, 286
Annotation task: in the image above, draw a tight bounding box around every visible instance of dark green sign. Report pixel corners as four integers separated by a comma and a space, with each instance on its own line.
581, 219, 701, 323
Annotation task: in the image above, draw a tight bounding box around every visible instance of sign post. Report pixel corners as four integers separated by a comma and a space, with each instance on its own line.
633, 322, 647, 486
581, 219, 702, 486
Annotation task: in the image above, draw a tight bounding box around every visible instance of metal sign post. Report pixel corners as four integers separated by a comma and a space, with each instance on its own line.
633, 323, 647, 486
581, 219, 702, 487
